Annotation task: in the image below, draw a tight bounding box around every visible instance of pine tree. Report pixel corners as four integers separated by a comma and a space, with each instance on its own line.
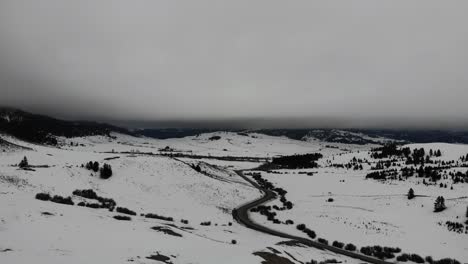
92, 161, 99, 172
434, 196, 446, 212
466, 206, 468, 218
100, 163, 113, 179
408, 188, 415, 200
19, 156, 29, 168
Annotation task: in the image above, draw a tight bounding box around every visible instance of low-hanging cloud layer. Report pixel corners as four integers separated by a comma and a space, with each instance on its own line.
1, 1, 468, 129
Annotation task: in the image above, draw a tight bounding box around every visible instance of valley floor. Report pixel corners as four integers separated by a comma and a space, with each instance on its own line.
1, 132, 467, 263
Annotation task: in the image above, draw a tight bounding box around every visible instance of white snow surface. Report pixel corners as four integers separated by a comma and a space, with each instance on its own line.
0, 132, 366, 264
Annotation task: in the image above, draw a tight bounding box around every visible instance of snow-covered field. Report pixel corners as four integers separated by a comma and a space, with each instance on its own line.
250, 143, 468, 261
1, 132, 365, 264
1, 132, 467, 263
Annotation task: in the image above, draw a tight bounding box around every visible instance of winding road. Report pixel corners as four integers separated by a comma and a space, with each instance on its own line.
232, 170, 395, 264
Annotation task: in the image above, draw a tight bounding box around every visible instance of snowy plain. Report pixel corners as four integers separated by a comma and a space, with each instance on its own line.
1, 132, 467, 263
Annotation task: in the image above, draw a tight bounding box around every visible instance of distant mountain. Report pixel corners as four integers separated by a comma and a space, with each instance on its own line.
2, 107, 468, 145
255, 129, 389, 145
256, 129, 468, 145
136, 128, 218, 139
0, 107, 132, 145
126, 128, 468, 145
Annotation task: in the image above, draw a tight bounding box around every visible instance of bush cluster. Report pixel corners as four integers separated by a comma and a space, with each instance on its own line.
85, 161, 100, 172
144, 213, 174, 222
396, 253, 423, 263
360, 245, 400, 260
344, 243, 357, 251
72, 189, 116, 210
317, 238, 328, 245
50, 195, 74, 205
296, 224, 316, 239
116, 207, 137, 216
77, 202, 101, 209
84, 161, 113, 179
271, 153, 323, 169
200, 221, 211, 226
35, 192, 51, 201
332, 241, 344, 249
114, 215, 131, 221
307, 259, 340, 264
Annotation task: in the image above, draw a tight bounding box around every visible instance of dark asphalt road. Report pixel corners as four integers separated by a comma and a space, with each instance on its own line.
232, 170, 395, 264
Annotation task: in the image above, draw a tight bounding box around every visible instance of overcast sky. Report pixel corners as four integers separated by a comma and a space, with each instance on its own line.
1, 1, 467, 129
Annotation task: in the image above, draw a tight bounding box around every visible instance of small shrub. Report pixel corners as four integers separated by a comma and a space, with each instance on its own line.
200, 221, 211, 226
327, 198, 334, 202
114, 215, 131, 221
409, 254, 425, 263
35, 193, 50, 201
297, 224, 306, 231
181, 219, 189, 224
85, 203, 101, 209
73, 189, 98, 200
345, 243, 356, 251
408, 188, 415, 199
434, 258, 461, 264
304, 229, 316, 239
145, 213, 174, 222
50, 195, 74, 205
19, 156, 29, 168
426, 256, 434, 264
360, 246, 373, 256
332, 241, 344, 249
397, 254, 410, 262
116, 207, 137, 216
321, 259, 339, 264
317, 238, 328, 245
231, 239, 237, 244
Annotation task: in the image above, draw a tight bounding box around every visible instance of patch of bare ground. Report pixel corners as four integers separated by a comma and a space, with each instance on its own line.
151, 226, 182, 237
146, 253, 173, 263
276, 240, 308, 248
253, 251, 295, 264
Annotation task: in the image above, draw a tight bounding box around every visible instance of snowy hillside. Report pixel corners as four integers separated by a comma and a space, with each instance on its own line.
1, 131, 467, 263
0, 132, 366, 264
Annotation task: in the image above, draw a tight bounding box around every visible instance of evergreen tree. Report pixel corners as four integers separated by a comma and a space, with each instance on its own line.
434, 196, 446, 212
92, 161, 99, 172
19, 156, 29, 168
100, 163, 113, 179
408, 188, 415, 200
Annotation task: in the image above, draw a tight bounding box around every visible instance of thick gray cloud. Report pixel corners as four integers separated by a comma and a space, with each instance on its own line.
1, 1, 467, 128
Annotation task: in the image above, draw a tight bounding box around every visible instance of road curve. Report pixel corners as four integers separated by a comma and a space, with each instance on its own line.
232, 170, 395, 264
